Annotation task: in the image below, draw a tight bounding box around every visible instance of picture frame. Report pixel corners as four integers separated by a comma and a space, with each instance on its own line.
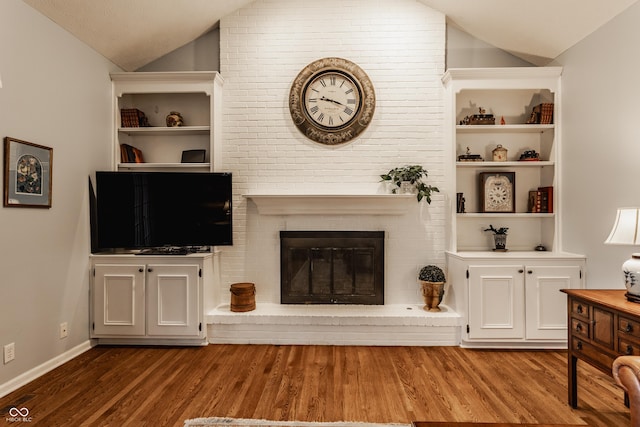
4, 137, 53, 208
479, 171, 515, 213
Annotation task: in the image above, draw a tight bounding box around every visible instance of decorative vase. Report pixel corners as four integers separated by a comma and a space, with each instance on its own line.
623, 254, 640, 301
400, 181, 413, 194
166, 111, 184, 127
493, 234, 507, 251
420, 280, 445, 312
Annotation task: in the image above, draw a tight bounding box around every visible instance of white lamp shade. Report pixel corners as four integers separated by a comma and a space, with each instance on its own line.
605, 208, 640, 245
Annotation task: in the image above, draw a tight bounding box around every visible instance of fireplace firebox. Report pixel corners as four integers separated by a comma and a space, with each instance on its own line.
280, 231, 384, 304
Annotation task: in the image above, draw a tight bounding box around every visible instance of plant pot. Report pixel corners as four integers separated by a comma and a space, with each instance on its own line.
400, 181, 414, 194
419, 280, 445, 312
493, 234, 507, 251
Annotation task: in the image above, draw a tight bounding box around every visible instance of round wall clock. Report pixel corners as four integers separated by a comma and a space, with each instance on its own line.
479, 172, 515, 213
289, 57, 376, 145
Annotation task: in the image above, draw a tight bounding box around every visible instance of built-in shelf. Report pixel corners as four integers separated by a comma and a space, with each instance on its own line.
456, 124, 554, 133
243, 193, 415, 215
457, 213, 554, 218
118, 126, 210, 136
456, 161, 554, 167
118, 163, 209, 170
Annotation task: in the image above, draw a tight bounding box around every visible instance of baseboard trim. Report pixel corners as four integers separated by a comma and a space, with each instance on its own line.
0, 340, 94, 398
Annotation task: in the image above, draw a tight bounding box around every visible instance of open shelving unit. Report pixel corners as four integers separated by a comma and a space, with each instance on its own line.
442, 67, 586, 348
442, 69, 560, 252
110, 71, 223, 172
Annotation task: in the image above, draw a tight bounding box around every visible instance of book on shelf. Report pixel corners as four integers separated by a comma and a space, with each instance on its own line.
120, 144, 144, 163
538, 103, 554, 125
120, 108, 150, 127
526, 103, 554, 125
528, 186, 553, 213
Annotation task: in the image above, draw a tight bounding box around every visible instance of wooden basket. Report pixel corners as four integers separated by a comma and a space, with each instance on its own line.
230, 282, 256, 312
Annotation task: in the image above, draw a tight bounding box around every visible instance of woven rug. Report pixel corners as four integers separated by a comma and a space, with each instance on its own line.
183, 418, 411, 427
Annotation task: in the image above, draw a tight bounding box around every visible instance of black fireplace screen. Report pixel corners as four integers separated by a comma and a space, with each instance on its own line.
280, 231, 384, 304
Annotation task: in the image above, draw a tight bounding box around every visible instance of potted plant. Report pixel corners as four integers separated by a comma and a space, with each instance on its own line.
380, 165, 439, 203
484, 225, 509, 251
418, 265, 446, 312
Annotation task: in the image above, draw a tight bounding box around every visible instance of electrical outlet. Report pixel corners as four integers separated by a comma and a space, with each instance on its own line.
60, 322, 68, 339
4, 343, 15, 364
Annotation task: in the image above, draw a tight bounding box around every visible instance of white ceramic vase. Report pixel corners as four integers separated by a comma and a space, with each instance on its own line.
623, 254, 640, 299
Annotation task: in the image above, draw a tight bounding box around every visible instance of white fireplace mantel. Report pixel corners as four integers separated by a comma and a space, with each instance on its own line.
242, 193, 415, 215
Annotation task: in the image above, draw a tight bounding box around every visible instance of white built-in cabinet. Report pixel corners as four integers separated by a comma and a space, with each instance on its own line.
110, 71, 223, 172
448, 253, 584, 348
442, 68, 586, 348
90, 253, 218, 346
94, 72, 224, 345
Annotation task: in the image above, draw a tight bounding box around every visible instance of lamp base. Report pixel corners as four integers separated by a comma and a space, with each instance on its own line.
623, 253, 640, 300
625, 292, 640, 303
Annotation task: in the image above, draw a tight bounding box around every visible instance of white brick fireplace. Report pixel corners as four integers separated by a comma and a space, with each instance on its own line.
207, 0, 461, 345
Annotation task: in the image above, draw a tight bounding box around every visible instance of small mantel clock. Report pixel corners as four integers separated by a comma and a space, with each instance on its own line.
479, 172, 515, 213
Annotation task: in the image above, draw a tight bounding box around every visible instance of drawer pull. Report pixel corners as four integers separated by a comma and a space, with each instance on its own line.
627, 345, 634, 355
577, 341, 583, 350
575, 324, 582, 332
518, 269, 524, 273
577, 305, 584, 314
627, 324, 634, 333
138, 268, 144, 273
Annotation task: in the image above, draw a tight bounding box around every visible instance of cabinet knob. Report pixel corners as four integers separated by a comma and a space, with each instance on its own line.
575, 324, 582, 332
147, 268, 153, 273
138, 268, 144, 273
518, 269, 524, 274
577, 305, 583, 314
577, 341, 583, 350
627, 345, 634, 355
627, 324, 634, 333
527, 270, 533, 274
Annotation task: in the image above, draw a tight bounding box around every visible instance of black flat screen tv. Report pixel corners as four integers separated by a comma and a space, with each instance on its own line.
93, 171, 232, 252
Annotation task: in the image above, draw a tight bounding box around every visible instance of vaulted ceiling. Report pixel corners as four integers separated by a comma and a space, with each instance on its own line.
23, 0, 639, 71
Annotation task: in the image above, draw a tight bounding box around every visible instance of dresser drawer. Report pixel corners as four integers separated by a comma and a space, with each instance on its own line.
571, 318, 590, 338
573, 339, 615, 371
571, 300, 590, 320
620, 316, 640, 338
618, 337, 640, 355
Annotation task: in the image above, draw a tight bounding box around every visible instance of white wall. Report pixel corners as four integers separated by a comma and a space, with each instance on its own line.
447, 26, 534, 68
554, 2, 640, 288
137, 29, 220, 72
218, 0, 446, 305
0, 0, 117, 390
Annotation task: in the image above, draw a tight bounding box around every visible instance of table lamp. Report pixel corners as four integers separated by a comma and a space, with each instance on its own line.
605, 207, 640, 302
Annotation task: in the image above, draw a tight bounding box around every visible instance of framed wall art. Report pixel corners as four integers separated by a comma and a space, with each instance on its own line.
4, 137, 53, 208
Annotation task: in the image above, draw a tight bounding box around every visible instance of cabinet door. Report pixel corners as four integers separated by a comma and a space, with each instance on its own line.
92, 264, 146, 336
525, 265, 582, 340
146, 264, 201, 337
468, 265, 525, 339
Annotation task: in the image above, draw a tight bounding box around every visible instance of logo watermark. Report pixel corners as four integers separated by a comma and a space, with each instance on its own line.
6, 407, 32, 423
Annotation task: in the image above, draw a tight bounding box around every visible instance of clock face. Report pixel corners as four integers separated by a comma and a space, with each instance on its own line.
480, 172, 515, 213
486, 183, 509, 209
303, 71, 360, 129
289, 57, 375, 145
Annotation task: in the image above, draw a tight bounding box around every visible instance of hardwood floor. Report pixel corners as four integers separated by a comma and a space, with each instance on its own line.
0, 345, 630, 426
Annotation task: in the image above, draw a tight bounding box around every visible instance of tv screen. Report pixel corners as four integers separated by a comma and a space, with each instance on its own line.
94, 171, 232, 252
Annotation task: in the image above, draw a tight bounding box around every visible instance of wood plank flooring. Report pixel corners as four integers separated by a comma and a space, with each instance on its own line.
0, 345, 630, 426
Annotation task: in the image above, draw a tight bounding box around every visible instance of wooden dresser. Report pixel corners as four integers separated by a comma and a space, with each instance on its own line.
562, 289, 640, 408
